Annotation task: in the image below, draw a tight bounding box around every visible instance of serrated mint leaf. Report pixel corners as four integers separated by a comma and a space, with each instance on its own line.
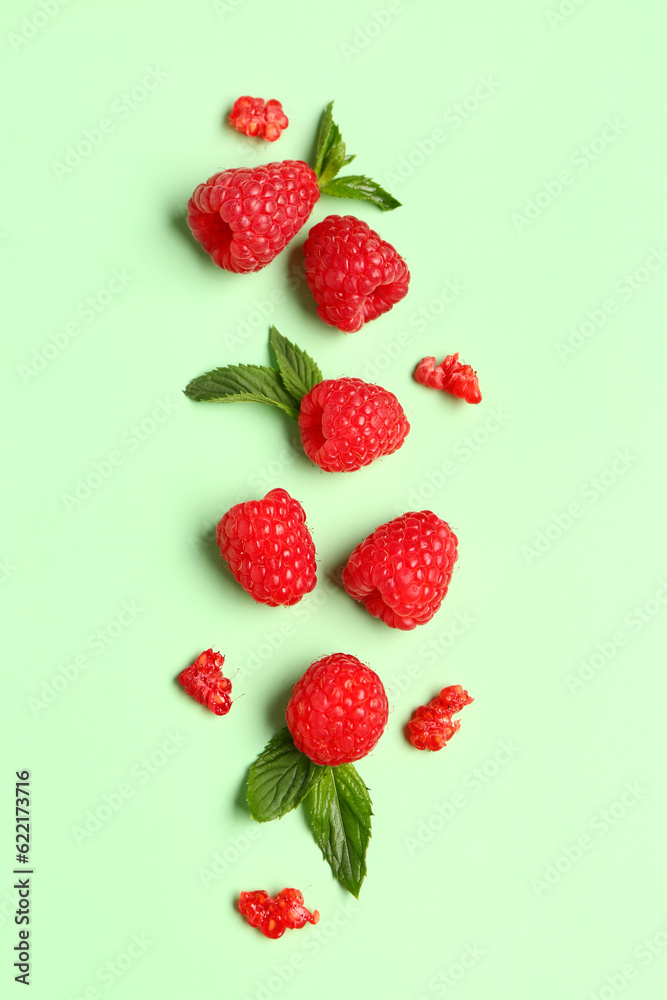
305, 763, 372, 898
320, 174, 401, 211
313, 101, 348, 186
247, 728, 325, 823
269, 327, 323, 405
341, 153, 356, 167
313, 101, 334, 177
184, 363, 299, 419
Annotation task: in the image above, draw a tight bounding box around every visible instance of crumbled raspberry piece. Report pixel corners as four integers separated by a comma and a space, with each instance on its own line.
228, 96, 288, 141
177, 649, 232, 715
407, 685, 473, 751
414, 353, 481, 404
238, 889, 319, 938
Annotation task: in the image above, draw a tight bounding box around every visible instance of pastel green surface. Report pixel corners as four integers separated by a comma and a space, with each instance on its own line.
3, 1, 667, 997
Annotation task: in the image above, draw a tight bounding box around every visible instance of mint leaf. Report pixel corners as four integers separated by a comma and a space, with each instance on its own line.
320, 175, 401, 211
247, 728, 325, 823
341, 153, 356, 167
184, 364, 299, 419
313, 101, 334, 177
313, 101, 348, 187
269, 327, 323, 405
305, 763, 372, 897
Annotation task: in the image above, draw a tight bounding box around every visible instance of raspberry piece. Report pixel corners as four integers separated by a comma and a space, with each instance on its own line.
414, 353, 481, 404
217, 488, 316, 607
303, 215, 410, 332
177, 649, 232, 715
298, 377, 409, 472
238, 888, 319, 939
286, 653, 389, 766
407, 685, 473, 751
187, 161, 320, 273
342, 512, 458, 630
229, 96, 288, 141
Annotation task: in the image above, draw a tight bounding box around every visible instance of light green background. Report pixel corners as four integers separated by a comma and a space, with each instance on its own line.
3, 1, 667, 997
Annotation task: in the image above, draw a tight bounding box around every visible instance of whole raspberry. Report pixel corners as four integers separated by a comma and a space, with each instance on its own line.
299, 377, 409, 472
187, 101, 400, 273
177, 649, 231, 715
414, 353, 482, 404
342, 512, 458, 629
303, 215, 410, 332
229, 96, 288, 141
187, 161, 319, 273
407, 685, 473, 751
216, 488, 316, 607
238, 888, 319, 939
286, 653, 389, 766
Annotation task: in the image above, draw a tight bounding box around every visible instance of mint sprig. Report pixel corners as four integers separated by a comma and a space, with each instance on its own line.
246, 724, 374, 895
312, 101, 401, 211
304, 763, 372, 898
247, 728, 324, 822
184, 328, 322, 415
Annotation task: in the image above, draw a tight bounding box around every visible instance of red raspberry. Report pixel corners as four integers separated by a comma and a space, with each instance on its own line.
407, 685, 473, 751
286, 653, 389, 766
414, 353, 481, 404
238, 888, 319, 939
229, 96, 288, 141
187, 161, 319, 273
342, 512, 458, 630
216, 488, 316, 607
298, 377, 409, 472
177, 649, 232, 715
303, 215, 410, 332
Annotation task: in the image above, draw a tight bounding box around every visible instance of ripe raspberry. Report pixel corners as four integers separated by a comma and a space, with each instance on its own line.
229, 96, 288, 141
407, 685, 473, 751
298, 377, 409, 472
177, 649, 231, 715
187, 161, 319, 273
238, 888, 319, 939
414, 353, 481, 404
286, 654, 388, 766
303, 215, 410, 332
216, 488, 316, 607
342, 512, 458, 630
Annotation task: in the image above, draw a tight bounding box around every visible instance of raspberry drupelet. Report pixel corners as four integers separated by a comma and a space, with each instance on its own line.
238, 888, 319, 938
229, 96, 288, 141
177, 649, 232, 715
407, 685, 474, 751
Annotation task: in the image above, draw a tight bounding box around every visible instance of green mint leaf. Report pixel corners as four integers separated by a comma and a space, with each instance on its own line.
247, 728, 325, 822
184, 363, 299, 419
341, 153, 356, 166
313, 101, 348, 186
269, 327, 323, 406
319, 174, 401, 211
313, 101, 334, 177
305, 763, 372, 897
